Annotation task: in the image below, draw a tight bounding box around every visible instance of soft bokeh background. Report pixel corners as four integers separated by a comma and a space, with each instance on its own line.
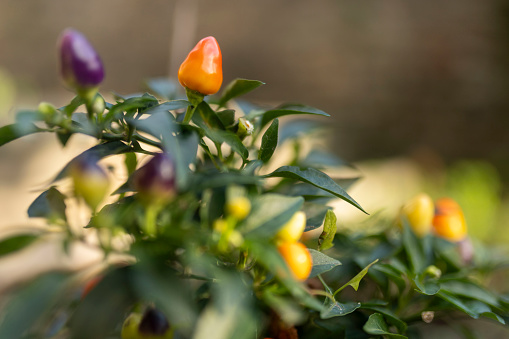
2, 0, 509, 291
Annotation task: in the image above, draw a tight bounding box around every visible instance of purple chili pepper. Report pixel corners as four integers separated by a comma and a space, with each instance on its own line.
132, 153, 177, 203
58, 28, 104, 90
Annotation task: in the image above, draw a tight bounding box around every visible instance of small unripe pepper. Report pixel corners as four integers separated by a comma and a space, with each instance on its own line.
132, 153, 176, 205
69, 155, 109, 210
225, 196, 251, 220
399, 193, 434, 237
278, 242, 312, 281
58, 28, 104, 93
432, 198, 468, 242
275, 211, 306, 244
178, 36, 222, 95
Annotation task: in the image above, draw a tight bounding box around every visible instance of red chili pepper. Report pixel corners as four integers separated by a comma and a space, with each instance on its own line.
178, 36, 223, 95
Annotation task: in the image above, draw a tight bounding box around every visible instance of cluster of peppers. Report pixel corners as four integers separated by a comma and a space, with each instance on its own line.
58, 29, 314, 339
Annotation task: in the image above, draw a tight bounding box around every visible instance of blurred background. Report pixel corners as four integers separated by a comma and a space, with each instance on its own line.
1, 0, 509, 245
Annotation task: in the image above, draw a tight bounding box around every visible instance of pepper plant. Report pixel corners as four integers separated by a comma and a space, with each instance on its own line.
0, 29, 509, 339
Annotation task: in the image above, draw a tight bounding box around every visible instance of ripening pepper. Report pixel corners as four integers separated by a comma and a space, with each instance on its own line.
278, 242, 312, 281
178, 36, 222, 95
70, 155, 109, 210
121, 308, 173, 339
432, 198, 468, 242
275, 211, 306, 244
58, 28, 104, 92
132, 153, 176, 204
399, 193, 434, 237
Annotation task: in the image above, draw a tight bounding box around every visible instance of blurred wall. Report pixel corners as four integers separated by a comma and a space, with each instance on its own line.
1, 0, 509, 173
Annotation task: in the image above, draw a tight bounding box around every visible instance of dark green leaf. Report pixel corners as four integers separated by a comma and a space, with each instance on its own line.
53, 141, 133, 181
218, 79, 264, 107
439, 280, 500, 308
308, 249, 342, 278
437, 290, 479, 318
240, 194, 304, 238
414, 275, 440, 295
363, 313, 408, 338
104, 95, 159, 121
193, 101, 226, 130
402, 224, 427, 274
257, 103, 330, 129
216, 110, 236, 127
0, 123, 43, 147
302, 202, 331, 232
27, 187, 67, 221
318, 210, 337, 251
206, 129, 249, 160
242, 160, 263, 175
0, 234, 39, 257
266, 166, 366, 213
191, 171, 262, 191
373, 264, 406, 292
321, 300, 361, 319
258, 118, 278, 163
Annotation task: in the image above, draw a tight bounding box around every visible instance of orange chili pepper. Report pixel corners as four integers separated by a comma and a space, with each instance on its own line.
178, 36, 223, 95
432, 198, 468, 242
278, 242, 312, 281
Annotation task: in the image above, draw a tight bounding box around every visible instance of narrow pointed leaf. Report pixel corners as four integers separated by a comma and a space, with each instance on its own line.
266, 166, 366, 213
258, 118, 278, 163
308, 249, 342, 278
318, 210, 337, 251
218, 79, 264, 107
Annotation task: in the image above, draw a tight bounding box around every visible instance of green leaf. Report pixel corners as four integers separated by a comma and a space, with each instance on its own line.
278, 119, 324, 144
414, 275, 440, 295
402, 223, 427, 274
363, 313, 408, 338
240, 194, 304, 238
0, 273, 68, 338
373, 264, 406, 292
256, 103, 330, 129
0, 234, 39, 257
439, 280, 500, 308
53, 141, 133, 181
0, 123, 43, 147
193, 101, 226, 130
321, 300, 361, 319
266, 166, 366, 214
104, 95, 158, 121
436, 290, 479, 318
191, 171, 262, 191
218, 79, 264, 107
27, 187, 67, 221
258, 118, 278, 163
318, 210, 337, 251
216, 110, 236, 127
360, 305, 407, 334
205, 129, 249, 161
308, 249, 342, 278
334, 259, 379, 296
302, 202, 331, 232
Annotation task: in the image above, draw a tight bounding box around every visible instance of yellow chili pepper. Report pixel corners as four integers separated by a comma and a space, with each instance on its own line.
178, 36, 223, 95
399, 193, 434, 237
